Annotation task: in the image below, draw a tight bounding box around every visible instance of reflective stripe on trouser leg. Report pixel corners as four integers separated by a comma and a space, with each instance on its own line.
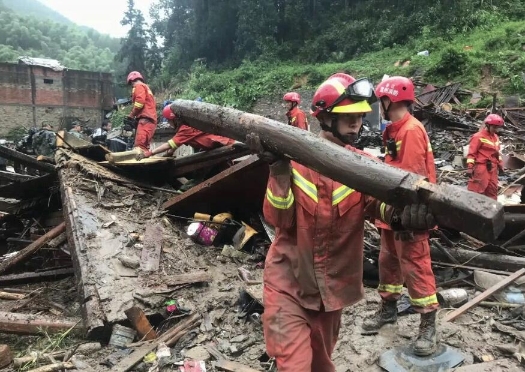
378, 230, 404, 301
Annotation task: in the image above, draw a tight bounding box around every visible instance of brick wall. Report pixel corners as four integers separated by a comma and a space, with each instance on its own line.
0, 63, 114, 136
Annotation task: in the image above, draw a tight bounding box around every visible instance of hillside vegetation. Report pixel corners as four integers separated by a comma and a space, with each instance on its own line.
0, 0, 120, 72
119, 0, 525, 109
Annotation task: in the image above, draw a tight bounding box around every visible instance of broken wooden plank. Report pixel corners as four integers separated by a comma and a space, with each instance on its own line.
0, 268, 74, 286
170, 146, 251, 177
27, 362, 75, 372
215, 359, 260, 372
430, 245, 525, 272
0, 222, 66, 275
124, 307, 157, 341
105, 148, 141, 163
59, 182, 107, 340
140, 224, 163, 273
0, 170, 35, 182
443, 268, 525, 322
114, 313, 201, 372
0, 311, 82, 335
13, 343, 101, 367
169, 99, 504, 241
0, 291, 25, 300
0, 173, 57, 200
0, 145, 56, 173
165, 271, 212, 287
162, 156, 269, 217
47, 232, 67, 248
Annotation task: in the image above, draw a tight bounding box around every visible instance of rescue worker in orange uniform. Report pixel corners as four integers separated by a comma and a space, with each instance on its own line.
361, 76, 439, 356
140, 105, 235, 158
126, 71, 157, 153
466, 114, 504, 200
283, 92, 308, 130
255, 73, 436, 372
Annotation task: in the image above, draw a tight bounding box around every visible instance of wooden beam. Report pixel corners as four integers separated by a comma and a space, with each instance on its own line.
0, 311, 82, 335
162, 156, 269, 217
443, 268, 525, 322
0, 268, 74, 286
0, 173, 57, 200
0, 222, 66, 275
0, 170, 35, 182
59, 180, 106, 340
0, 145, 55, 173
169, 99, 505, 241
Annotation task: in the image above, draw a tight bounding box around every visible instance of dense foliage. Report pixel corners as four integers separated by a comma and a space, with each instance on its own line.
0, 0, 119, 72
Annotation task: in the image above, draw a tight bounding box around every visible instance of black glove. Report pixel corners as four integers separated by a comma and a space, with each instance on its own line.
245, 133, 280, 164
400, 204, 435, 231
466, 167, 473, 178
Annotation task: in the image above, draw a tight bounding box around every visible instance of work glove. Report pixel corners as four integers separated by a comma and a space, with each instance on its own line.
466, 167, 474, 178
136, 150, 152, 161
245, 133, 281, 164
378, 203, 435, 241
498, 166, 505, 176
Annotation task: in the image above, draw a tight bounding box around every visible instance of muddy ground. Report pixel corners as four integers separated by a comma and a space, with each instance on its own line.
2, 207, 524, 371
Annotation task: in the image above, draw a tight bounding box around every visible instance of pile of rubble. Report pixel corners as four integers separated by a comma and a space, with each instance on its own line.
0, 89, 525, 371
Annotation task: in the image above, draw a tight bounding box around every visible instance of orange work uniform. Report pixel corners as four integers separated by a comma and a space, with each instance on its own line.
263, 146, 378, 372
168, 125, 234, 151
377, 112, 438, 313
130, 81, 157, 151
466, 128, 502, 200
286, 106, 308, 130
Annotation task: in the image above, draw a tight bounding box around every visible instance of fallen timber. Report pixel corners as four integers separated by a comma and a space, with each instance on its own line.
170, 100, 504, 241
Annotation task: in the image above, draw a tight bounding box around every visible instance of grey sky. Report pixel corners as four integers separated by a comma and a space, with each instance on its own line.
38, 0, 155, 37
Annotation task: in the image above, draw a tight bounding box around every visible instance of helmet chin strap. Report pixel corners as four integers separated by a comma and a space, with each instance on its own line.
319, 115, 361, 145
380, 99, 391, 122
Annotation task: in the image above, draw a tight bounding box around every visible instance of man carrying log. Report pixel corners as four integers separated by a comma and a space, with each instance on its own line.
361, 76, 439, 356
252, 73, 436, 372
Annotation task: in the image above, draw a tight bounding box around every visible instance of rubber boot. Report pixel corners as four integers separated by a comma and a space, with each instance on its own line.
413, 310, 437, 356
361, 300, 398, 335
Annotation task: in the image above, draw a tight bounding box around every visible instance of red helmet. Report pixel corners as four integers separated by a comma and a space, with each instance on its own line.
162, 105, 176, 120
310, 73, 372, 117
126, 71, 144, 85
375, 76, 415, 103
283, 92, 301, 104
484, 113, 504, 126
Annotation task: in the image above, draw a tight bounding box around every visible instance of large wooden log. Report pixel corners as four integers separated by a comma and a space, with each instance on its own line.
0, 145, 56, 173
170, 100, 504, 241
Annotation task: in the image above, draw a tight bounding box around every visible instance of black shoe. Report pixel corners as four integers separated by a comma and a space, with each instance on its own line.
361, 300, 398, 335
413, 310, 437, 356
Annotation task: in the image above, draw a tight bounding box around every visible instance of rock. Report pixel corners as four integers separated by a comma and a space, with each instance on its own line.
119, 255, 140, 269
183, 346, 210, 361
0, 345, 12, 368
231, 334, 248, 343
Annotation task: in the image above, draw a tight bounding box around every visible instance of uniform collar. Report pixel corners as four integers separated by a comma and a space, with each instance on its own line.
287, 106, 300, 117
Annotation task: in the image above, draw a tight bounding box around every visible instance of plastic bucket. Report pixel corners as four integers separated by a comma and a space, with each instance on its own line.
108, 324, 136, 348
